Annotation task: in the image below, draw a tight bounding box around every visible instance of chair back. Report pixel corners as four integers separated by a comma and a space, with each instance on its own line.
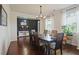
33, 32, 40, 46
29, 31, 37, 45
57, 33, 64, 41
51, 30, 58, 37
31, 29, 36, 35
55, 33, 64, 49
44, 30, 48, 36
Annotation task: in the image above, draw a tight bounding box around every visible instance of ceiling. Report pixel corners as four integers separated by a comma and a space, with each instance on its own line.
10, 4, 72, 16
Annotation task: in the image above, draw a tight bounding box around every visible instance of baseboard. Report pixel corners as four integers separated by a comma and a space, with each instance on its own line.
6, 41, 11, 55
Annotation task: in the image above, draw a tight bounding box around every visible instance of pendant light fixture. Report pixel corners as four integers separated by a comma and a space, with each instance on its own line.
36, 5, 46, 19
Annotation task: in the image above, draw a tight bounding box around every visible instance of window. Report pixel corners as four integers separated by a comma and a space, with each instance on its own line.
62, 7, 78, 35
45, 18, 54, 32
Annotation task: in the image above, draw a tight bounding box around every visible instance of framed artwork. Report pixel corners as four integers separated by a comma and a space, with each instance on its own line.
0, 5, 7, 26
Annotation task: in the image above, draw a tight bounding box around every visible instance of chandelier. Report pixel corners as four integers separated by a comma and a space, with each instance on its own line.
36, 5, 46, 19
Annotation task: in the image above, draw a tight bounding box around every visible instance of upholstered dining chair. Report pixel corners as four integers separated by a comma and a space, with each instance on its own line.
44, 30, 48, 36
51, 30, 58, 37
29, 30, 37, 46
50, 33, 64, 55
33, 32, 48, 54
29, 33, 35, 46
33, 32, 40, 47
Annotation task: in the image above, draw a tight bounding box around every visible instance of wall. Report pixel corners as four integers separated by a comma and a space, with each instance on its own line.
54, 11, 63, 33
40, 18, 45, 34
0, 4, 11, 54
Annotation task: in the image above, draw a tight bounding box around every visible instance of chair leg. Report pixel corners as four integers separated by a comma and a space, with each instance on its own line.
44, 45, 48, 55
54, 50, 56, 55
60, 49, 62, 55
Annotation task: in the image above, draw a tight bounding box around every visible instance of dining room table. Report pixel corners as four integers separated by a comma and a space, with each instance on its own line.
38, 34, 56, 55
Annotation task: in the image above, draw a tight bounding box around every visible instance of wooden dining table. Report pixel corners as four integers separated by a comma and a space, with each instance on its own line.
38, 34, 56, 55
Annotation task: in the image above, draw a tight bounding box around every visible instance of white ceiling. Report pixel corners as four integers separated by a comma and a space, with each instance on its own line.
10, 4, 72, 16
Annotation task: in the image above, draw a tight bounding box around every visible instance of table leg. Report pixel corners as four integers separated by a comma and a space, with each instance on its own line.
47, 43, 51, 55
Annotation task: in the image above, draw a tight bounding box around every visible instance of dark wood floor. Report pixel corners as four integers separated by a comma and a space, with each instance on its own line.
7, 38, 79, 55
7, 39, 44, 55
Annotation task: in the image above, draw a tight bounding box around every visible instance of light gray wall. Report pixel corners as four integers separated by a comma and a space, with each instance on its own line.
0, 4, 11, 55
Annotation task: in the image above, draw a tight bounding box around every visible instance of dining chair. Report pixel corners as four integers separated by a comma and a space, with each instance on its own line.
33, 32, 40, 47
51, 30, 58, 37
29, 30, 37, 46
33, 32, 44, 46
33, 32, 48, 54
29, 33, 35, 46
50, 33, 64, 55
44, 30, 48, 36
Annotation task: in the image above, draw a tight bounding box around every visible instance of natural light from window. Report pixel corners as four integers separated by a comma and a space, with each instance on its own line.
45, 18, 54, 32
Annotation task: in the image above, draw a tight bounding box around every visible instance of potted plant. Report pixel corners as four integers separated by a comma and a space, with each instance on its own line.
62, 23, 76, 40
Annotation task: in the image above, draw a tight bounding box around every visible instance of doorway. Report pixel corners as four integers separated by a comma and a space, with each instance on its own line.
17, 17, 40, 44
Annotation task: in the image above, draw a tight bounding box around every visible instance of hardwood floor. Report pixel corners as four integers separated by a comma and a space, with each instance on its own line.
7, 39, 44, 55
7, 38, 79, 55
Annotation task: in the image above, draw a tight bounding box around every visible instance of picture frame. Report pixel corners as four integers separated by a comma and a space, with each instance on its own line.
0, 5, 7, 26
